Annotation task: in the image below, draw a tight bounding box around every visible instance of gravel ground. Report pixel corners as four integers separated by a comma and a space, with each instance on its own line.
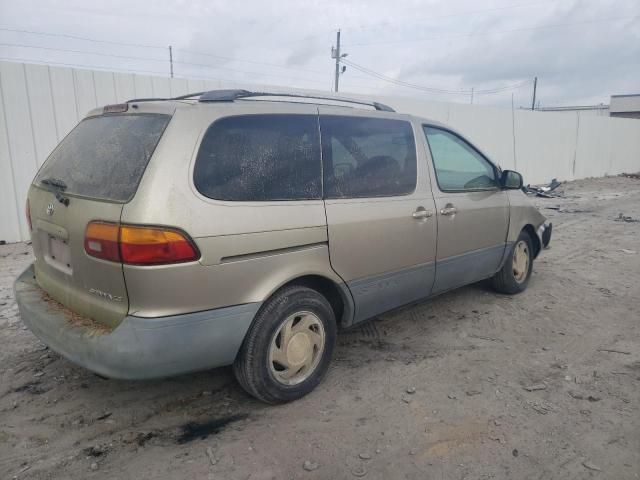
1, 176, 639, 480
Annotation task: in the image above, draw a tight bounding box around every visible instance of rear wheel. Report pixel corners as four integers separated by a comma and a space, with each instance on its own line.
233, 286, 336, 404
491, 230, 534, 294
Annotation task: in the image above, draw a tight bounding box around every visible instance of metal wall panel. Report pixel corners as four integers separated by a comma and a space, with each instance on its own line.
24, 64, 59, 168
1, 59, 640, 243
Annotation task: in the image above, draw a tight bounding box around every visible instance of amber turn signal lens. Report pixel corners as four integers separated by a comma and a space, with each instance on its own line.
84, 222, 120, 262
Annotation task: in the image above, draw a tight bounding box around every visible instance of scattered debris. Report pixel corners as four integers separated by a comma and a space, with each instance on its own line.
512, 449, 519, 457
33, 371, 45, 377
587, 395, 601, 402
303, 460, 319, 471
621, 172, 640, 179
13, 381, 48, 395
523, 383, 547, 392
621, 249, 636, 254
598, 348, 631, 355
466, 389, 482, 396
468, 334, 504, 343
358, 453, 371, 460
134, 432, 157, 447
90, 462, 99, 471
582, 461, 602, 472
406, 386, 416, 394
84, 445, 108, 458
206, 446, 217, 465
95, 412, 112, 421
524, 179, 563, 198
568, 391, 584, 400
614, 213, 639, 223
351, 465, 368, 477
447, 393, 458, 400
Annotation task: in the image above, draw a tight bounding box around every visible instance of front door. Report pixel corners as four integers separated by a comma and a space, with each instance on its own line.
320, 109, 437, 323
422, 126, 510, 294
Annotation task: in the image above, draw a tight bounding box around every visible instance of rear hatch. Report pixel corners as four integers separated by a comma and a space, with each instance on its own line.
28, 111, 171, 328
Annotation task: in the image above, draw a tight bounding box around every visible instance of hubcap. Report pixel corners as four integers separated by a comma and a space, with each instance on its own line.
512, 240, 530, 283
268, 311, 325, 385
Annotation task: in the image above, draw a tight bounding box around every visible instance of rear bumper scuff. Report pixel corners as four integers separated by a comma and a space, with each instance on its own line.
14, 264, 259, 380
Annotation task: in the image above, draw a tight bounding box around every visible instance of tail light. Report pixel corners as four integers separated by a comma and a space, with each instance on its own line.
26, 198, 32, 231
85, 222, 120, 262
85, 222, 199, 266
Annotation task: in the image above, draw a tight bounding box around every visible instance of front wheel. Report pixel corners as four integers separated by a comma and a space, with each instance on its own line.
233, 286, 337, 404
491, 231, 534, 294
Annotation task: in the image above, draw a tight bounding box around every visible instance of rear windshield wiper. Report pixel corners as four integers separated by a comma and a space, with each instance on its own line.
40, 177, 70, 206
40, 177, 68, 191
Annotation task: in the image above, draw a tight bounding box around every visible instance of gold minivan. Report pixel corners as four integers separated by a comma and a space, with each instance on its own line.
15, 90, 551, 403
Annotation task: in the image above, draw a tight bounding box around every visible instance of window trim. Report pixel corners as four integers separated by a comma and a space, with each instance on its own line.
319, 114, 419, 199
422, 124, 501, 194
192, 113, 323, 203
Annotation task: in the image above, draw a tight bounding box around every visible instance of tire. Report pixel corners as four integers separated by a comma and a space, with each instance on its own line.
233, 285, 337, 404
491, 230, 534, 294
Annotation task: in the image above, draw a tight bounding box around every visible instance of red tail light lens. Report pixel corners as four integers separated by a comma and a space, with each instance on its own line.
26, 198, 32, 231
119, 225, 199, 265
84, 222, 199, 265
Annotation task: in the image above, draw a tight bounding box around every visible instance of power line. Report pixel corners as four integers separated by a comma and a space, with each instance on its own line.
344, 15, 640, 47
0, 42, 329, 86
0, 55, 170, 76
0, 42, 167, 63
0, 27, 165, 50
342, 59, 531, 96
175, 48, 326, 75
0, 26, 329, 76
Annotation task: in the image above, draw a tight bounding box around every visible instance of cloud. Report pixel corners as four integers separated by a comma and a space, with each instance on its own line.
0, 0, 638, 106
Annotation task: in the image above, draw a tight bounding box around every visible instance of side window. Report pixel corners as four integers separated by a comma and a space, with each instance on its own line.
193, 114, 321, 201
424, 127, 497, 191
321, 116, 417, 198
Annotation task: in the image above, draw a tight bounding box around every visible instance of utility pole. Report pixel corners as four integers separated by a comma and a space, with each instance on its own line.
531, 76, 537, 110
331, 30, 348, 92
169, 45, 174, 78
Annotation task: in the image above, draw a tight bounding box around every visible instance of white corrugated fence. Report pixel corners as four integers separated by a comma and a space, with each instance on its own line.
1, 60, 639, 243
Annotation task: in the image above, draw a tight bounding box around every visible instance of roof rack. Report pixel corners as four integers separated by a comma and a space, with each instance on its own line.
126, 89, 395, 112
198, 89, 396, 112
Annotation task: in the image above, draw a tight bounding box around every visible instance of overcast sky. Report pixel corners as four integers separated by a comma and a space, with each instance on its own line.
0, 0, 638, 108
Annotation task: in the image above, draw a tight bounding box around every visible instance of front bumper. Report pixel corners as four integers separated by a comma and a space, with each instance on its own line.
14, 264, 260, 380
536, 222, 553, 253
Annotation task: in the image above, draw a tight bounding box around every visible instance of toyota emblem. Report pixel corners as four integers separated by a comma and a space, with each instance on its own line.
46, 203, 54, 216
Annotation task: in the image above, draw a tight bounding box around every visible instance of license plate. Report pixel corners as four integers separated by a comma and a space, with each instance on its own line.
49, 236, 72, 270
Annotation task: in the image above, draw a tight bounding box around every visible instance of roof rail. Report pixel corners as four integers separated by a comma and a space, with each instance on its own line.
197, 89, 396, 112
126, 89, 396, 112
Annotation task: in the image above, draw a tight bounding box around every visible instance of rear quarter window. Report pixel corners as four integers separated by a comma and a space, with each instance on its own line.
320, 116, 417, 198
35, 114, 170, 202
193, 114, 322, 201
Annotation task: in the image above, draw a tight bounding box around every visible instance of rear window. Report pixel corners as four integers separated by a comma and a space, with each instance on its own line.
35, 114, 170, 202
193, 114, 322, 201
320, 116, 417, 198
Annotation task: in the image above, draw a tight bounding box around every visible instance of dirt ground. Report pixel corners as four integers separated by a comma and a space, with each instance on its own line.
1, 176, 639, 480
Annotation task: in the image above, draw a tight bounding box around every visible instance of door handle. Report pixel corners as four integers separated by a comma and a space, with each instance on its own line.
412, 207, 433, 220
440, 204, 458, 216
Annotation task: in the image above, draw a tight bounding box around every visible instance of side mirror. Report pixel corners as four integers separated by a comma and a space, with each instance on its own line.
501, 170, 523, 190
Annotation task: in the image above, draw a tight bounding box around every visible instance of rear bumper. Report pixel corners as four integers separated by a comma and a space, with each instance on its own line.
14, 264, 260, 380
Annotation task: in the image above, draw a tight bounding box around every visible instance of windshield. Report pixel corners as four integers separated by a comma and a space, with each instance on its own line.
35, 113, 170, 202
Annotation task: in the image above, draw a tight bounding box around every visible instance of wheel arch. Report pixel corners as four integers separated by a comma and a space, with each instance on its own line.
264, 274, 355, 329
522, 224, 541, 258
